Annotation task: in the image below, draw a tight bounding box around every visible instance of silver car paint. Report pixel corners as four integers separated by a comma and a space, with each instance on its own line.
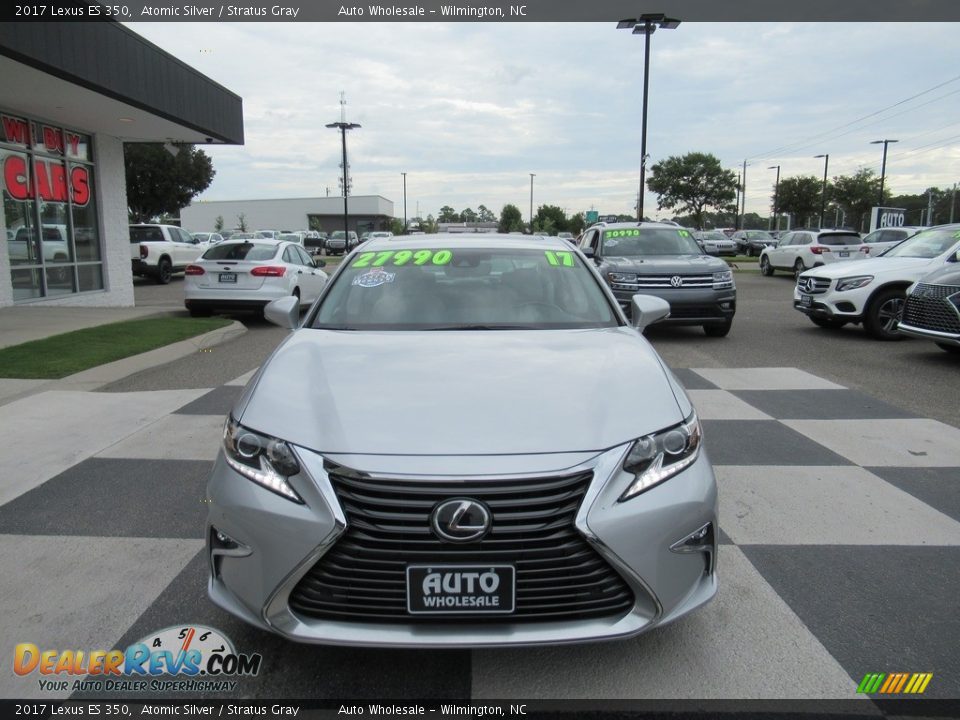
237, 328, 687, 456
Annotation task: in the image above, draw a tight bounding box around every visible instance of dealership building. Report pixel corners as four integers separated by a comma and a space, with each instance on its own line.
180, 196, 395, 237
0, 22, 244, 308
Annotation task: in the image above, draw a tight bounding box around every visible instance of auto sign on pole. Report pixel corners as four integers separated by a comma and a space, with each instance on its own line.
869, 207, 907, 233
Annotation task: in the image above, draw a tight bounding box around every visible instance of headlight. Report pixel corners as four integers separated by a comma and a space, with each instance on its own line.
712, 270, 734, 289
619, 412, 702, 502
608, 272, 637, 283
223, 416, 303, 502
836, 275, 874, 292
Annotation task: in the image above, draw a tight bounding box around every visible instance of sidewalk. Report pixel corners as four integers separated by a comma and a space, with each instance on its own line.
0, 305, 246, 406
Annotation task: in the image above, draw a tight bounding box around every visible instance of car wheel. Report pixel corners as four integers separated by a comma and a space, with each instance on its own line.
793, 259, 806, 279
864, 287, 906, 341
809, 317, 847, 329
760, 256, 774, 276
935, 342, 960, 355
156, 258, 173, 284
703, 319, 733, 338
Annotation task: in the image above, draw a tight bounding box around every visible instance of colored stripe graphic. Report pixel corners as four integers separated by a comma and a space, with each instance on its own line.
857, 672, 932, 694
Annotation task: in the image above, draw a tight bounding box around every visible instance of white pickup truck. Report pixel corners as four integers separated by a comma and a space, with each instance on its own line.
130, 224, 207, 284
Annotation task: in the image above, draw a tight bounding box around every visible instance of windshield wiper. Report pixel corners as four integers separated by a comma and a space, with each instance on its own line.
422, 324, 534, 331
312, 325, 358, 331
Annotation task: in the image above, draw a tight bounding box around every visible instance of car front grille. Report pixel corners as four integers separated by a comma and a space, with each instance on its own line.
667, 305, 724, 319
620, 274, 715, 289
288, 469, 635, 624
902, 284, 960, 334
797, 277, 832, 294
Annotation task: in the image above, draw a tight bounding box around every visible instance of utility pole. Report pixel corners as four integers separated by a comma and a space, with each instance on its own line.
325, 92, 361, 241
927, 189, 934, 226
740, 159, 748, 229
951, 182, 957, 224
734, 172, 741, 230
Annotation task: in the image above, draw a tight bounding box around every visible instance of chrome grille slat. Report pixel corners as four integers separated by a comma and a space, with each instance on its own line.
902, 284, 960, 334
289, 470, 635, 623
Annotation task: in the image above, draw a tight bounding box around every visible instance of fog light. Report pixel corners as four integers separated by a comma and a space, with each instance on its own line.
720, 302, 732, 310
670, 522, 713, 552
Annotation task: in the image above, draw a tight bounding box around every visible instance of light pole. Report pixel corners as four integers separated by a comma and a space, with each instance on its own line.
326, 120, 361, 240
814, 154, 829, 228
870, 139, 898, 206
740, 159, 748, 230
734, 172, 741, 229
401, 172, 407, 233
618, 14, 681, 222
768, 165, 781, 231
529, 173, 536, 232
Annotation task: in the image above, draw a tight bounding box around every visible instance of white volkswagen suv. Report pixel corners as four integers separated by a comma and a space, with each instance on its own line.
793, 225, 960, 340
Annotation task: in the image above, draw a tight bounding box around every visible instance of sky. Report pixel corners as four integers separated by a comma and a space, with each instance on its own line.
128, 21, 960, 223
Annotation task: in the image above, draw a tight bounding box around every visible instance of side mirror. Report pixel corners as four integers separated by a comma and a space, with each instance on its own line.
630, 294, 671, 330
315, 258, 326, 267
264, 296, 300, 329
581, 246, 596, 259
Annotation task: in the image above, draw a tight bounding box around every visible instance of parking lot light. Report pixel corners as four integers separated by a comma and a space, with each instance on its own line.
768, 165, 781, 231
814, 154, 829, 228
870, 139, 898, 206
618, 14, 681, 222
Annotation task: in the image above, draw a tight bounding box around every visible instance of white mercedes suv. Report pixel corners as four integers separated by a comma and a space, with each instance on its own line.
793, 224, 960, 340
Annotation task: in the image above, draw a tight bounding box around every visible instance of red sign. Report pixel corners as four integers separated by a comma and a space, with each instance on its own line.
2, 115, 83, 157
3, 155, 90, 207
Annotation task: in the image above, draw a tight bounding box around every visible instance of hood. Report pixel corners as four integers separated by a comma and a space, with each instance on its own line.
238, 327, 685, 456
600, 255, 727, 274
802, 255, 938, 279
912, 262, 960, 285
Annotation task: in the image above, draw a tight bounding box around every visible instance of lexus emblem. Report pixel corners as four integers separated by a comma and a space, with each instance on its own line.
670, 275, 683, 288
431, 499, 491, 543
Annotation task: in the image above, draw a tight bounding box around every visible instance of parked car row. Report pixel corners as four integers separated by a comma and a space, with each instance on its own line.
792, 223, 960, 350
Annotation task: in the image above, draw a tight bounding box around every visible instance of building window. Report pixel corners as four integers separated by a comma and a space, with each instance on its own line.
2, 111, 103, 301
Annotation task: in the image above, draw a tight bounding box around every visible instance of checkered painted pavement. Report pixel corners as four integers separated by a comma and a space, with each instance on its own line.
2, 367, 958, 700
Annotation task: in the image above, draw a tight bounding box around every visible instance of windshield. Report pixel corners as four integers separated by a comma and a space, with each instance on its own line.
202, 242, 279, 261
883, 229, 960, 259
600, 228, 702, 256
310, 247, 619, 330
742, 231, 773, 239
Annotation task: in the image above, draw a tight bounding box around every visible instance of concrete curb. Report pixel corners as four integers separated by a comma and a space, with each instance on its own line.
0, 320, 247, 406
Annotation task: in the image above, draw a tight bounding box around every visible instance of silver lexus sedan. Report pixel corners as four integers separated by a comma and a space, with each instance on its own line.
206, 234, 718, 647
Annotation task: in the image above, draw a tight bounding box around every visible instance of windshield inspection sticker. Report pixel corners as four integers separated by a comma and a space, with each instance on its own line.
352, 268, 396, 288
352, 249, 453, 268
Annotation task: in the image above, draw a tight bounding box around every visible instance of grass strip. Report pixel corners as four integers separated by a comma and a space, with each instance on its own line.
0, 316, 233, 379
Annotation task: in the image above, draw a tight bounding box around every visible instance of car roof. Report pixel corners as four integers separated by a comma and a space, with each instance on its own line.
365, 232, 575, 252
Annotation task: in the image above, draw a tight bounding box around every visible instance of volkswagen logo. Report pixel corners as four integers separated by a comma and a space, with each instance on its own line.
670, 275, 683, 288
431, 499, 491, 543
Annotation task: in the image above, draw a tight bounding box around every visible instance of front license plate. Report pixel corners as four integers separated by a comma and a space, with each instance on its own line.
800, 294, 813, 307
838, 251, 849, 257
218, 273, 237, 283
406, 564, 515, 615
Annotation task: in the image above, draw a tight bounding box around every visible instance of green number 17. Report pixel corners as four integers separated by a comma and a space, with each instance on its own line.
545, 250, 574, 267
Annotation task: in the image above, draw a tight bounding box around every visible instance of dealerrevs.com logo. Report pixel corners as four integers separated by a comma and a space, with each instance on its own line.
13, 625, 262, 693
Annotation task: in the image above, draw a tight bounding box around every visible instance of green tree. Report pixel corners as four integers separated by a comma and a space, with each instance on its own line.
533, 205, 569, 234
124, 143, 215, 223
569, 212, 586, 235
438, 205, 459, 222
461, 208, 477, 222
646, 152, 737, 230
423, 214, 438, 233
499, 204, 524, 233
831, 169, 883, 232
477, 204, 496, 222
237, 213, 248, 232
214, 215, 224, 232
389, 218, 405, 235
775, 176, 824, 228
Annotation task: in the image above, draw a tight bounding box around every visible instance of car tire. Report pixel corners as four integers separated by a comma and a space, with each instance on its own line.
864, 287, 906, 341
156, 258, 173, 285
760, 256, 774, 276
809, 317, 847, 329
935, 342, 960, 355
793, 259, 806, 279
703, 319, 733, 338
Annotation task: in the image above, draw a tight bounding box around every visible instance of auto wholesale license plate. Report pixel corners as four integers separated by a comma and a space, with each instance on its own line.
406, 565, 515, 615
800, 294, 813, 307
838, 251, 849, 257
218, 273, 237, 283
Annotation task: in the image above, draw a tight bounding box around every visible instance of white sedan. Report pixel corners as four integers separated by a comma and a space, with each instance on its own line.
184, 239, 328, 317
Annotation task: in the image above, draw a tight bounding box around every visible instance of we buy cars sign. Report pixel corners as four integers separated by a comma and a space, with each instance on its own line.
1, 115, 90, 206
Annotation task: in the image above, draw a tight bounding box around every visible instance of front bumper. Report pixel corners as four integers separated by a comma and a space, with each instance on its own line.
206, 444, 718, 647
615, 288, 736, 326
792, 281, 867, 321
896, 322, 960, 346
